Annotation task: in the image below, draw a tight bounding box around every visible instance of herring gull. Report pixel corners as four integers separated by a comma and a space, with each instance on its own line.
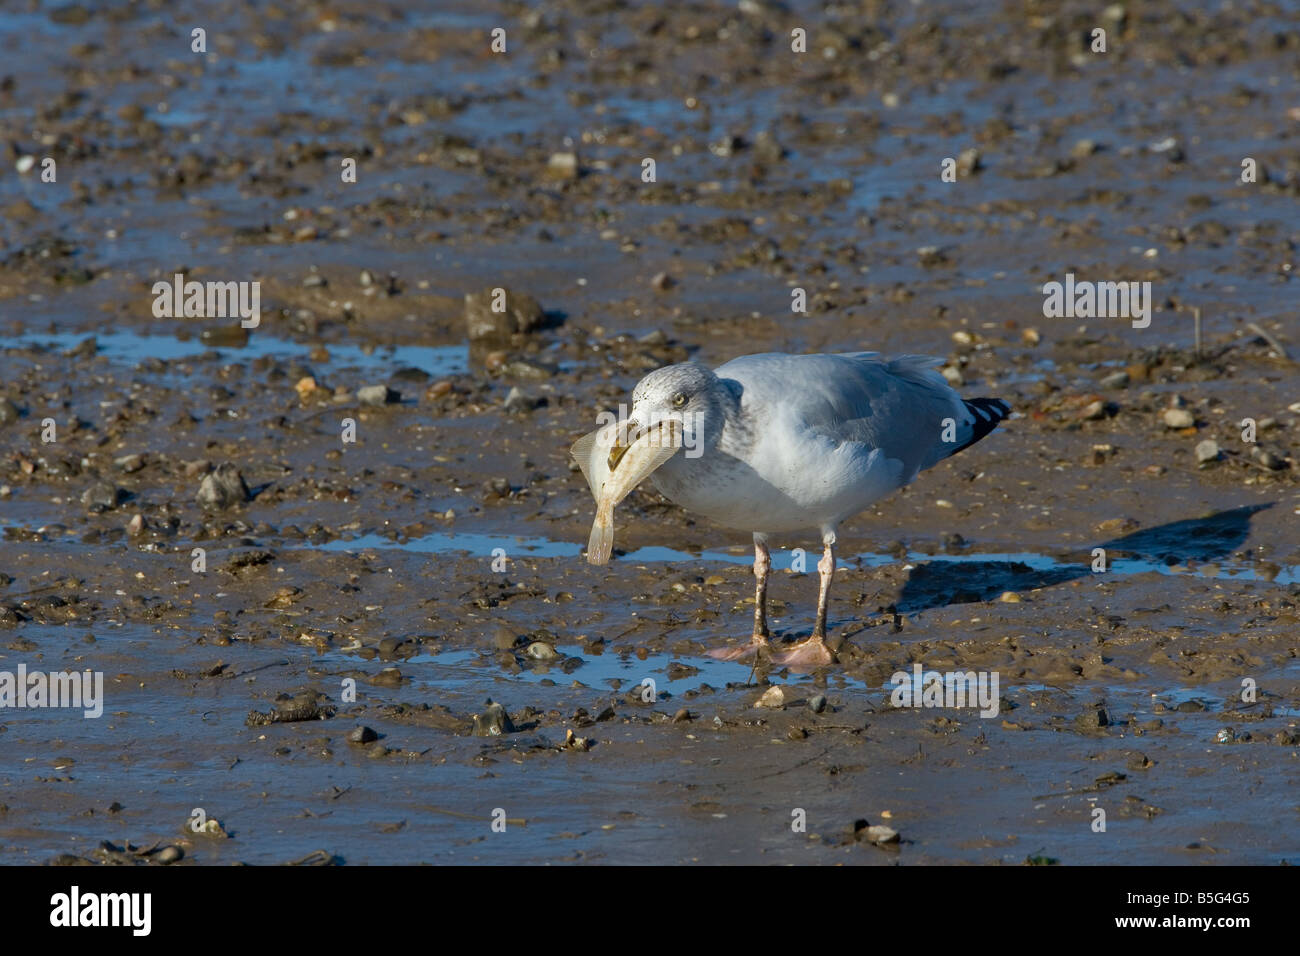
588, 351, 1010, 669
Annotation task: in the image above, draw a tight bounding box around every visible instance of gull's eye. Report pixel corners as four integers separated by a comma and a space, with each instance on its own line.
672, 392, 688, 408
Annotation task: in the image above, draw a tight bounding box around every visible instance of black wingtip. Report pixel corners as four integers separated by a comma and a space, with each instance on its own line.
953, 398, 1010, 454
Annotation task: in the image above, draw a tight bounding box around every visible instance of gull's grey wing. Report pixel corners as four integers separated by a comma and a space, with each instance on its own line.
714, 351, 986, 481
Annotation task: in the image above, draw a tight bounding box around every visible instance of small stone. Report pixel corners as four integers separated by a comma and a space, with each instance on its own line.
126, 513, 144, 536
1099, 370, 1129, 389
864, 824, 899, 844
81, 482, 124, 512
1195, 439, 1220, 463
672, 708, 691, 723
1253, 448, 1287, 470
196, 463, 250, 510
1080, 399, 1107, 421
651, 271, 675, 292
526, 641, 560, 661
998, 591, 1022, 603
348, 726, 378, 744
358, 385, 399, 406
756, 685, 786, 709
1162, 408, 1195, 429
545, 151, 579, 179
0, 398, 20, 425
302, 273, 327, 288
294, 376, 319, 399
492, 627, 519, 650
1075, 707, 1110, 731
464, 288, 545, 342
473, 701, 515, 736
503, 386, 537, 412
155, 845, 184, 864
956, 148, 981, 175
852, 819, 900, 845
1215, 727, 1235, 744
808, 694, 827, 714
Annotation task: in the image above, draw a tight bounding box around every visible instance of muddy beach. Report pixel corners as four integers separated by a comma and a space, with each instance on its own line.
1, 0, 1298, 865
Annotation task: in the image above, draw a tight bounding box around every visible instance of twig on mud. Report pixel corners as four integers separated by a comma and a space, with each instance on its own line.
752, 746, 833, 780
426, 805, 527, 826
232, 658, 291, 679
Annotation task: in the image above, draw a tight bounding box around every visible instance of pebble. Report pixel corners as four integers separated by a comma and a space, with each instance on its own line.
464, 288, 545, 342
526, 641, 560, 661
956, 148, 981, 175
196, 463, 251, 509
81, 481, 124, 512
808, 694, 827, 714
1080, 399, 1107, 420
126, 513, 144, 536
546, 151, 579, 179
1195, 439, 1220, 463
473, 701, 516, 736
358, 384, 399, 406
998, 591, 1022, 602
1099, 370, 1129, 389
852, 819, 900, 845
651, 271, 675, 291
1251, 447, 1287, 470
503, 386, 537, 412
756, 685, 786, 708
0, 398, 19, 424
154, 845, 184, 864
1075, 707, 1110, 730
348, 726, 378, 744
1162, 408, 1195, 429
863, 824, 899, 844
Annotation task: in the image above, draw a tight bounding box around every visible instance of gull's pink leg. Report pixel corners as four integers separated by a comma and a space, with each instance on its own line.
774, 531, 836, 670
709, 535, 771, 662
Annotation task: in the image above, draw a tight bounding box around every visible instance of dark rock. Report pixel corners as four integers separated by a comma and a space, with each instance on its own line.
464, 288, 544, 342
472, 701, 515, 736
196, 463, 250, 509
81, 482, 124, 512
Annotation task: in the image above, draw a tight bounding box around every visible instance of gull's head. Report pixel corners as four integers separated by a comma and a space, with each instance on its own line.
628, 362, 724, 456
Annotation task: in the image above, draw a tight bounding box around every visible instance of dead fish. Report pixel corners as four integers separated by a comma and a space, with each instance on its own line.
571, 417, 681, 564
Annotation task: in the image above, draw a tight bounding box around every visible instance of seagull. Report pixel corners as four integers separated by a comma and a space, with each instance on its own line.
607, 351, 1009, 669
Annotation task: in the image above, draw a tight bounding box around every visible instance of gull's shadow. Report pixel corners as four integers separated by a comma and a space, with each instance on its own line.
893, 504, 1273, 614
